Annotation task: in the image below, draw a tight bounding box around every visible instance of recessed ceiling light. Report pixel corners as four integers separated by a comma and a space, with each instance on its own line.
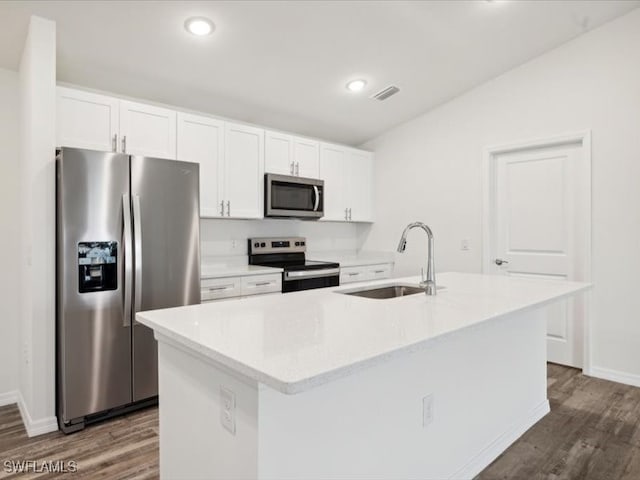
184, 17, 215, 36
346, 79, 367, 92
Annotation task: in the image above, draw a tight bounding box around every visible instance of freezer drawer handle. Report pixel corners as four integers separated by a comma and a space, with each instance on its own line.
122, 194, 133, 327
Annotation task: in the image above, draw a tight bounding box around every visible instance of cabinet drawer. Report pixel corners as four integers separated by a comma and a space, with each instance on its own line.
340, 266, 368, 284
241, 274, 282, 296
368, 264, 392, 280
201, 277, 242, 301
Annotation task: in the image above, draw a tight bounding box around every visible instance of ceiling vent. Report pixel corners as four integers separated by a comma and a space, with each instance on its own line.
371, 85, 400, 101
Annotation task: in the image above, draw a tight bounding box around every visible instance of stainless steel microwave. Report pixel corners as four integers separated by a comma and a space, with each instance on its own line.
265, 173, 324, 219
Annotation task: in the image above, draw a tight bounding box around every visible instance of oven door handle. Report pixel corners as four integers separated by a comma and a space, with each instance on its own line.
313, 185, 320, 212
284, 268, 340, 281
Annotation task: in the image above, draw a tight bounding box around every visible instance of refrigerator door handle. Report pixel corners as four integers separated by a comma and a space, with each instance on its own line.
122, 194, 133, 327
133, 195, 143, 321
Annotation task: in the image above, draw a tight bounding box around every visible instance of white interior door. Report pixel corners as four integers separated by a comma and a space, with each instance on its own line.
484, 134, 591, 368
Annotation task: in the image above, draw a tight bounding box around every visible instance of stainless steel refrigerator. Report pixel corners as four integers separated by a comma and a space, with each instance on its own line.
56, 147, 201, 433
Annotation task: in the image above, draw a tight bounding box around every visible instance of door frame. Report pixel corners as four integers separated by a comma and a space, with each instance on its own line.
481, 130, 592, 373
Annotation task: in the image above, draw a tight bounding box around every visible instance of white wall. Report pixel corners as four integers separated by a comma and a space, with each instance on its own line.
0, 67, 20, 403
201, 219, 359, 261
361, 9, 640, 382
18, 16, 57, 435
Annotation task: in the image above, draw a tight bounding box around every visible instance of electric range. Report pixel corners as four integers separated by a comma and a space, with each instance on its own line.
248, 237, 340, 293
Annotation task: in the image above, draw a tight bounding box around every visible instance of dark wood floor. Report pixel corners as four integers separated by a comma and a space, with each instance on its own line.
478, 363, 640, 480
0, 404, 158, 479
1, 365, 639, 479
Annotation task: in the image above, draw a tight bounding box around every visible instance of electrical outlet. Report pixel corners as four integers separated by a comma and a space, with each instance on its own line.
460, 239, 469, 251
422, 394, 434, 427
220, 386, 236, 434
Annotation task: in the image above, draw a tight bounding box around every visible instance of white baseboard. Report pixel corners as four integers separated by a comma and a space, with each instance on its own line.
450, 400, 551, 480
589, 366, 640, 388
16, 390, 58, 437
0, 390, 18, 407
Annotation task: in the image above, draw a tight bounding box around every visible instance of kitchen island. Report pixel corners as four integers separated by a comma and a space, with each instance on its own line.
137, 272, 589, 480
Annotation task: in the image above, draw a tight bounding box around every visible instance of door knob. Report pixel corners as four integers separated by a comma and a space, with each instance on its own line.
495, 258, 509, 266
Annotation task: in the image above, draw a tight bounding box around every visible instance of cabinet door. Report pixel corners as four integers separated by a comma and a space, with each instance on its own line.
294, 137, 320, 178
265, 130, 294, 175
223, 122, 264, 218
319, 143, 348, 221
348, 149, 374, 222
57, 87, 119, 152
177, 113, 224, 218
120, 100, 177, 159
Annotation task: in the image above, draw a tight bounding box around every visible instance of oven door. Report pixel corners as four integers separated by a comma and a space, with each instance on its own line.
282, 268, 339, 292
265, 173, 324, 219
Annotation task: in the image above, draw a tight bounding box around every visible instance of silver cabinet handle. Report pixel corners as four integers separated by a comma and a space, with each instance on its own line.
132, 195, 142, 319
295, 162, 300, 176
345, 208, 348, 220
348, 272, 360, 276
220, 200, 225, 216
121, 135, 127, 153
208, 285, 233, 292
373, 270, 386, 274
226, 200, 231, 217
290, 162, 295, 175
122, 194, 133, 327
495, 258, 509, 266
113, 134, 118, 152
253, 281, 273, 287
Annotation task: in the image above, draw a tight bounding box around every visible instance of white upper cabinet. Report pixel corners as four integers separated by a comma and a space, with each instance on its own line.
57, 87, 177, 160
223, 122, 265, 219
119, 100, 177, 159
347, 149, 373, 222
57, 87, 119, 152
177, 113, 225, 218
319, 143, 373, 222
320, 143, 348, 221
265, 130, 320, 178
293, 137, 320, 178
265, 130, 294, 175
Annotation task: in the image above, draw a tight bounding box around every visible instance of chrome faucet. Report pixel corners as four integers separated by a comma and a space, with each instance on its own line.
397, 222, 437, 295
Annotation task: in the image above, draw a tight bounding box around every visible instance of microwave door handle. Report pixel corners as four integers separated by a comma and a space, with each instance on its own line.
313, 185, 320, 211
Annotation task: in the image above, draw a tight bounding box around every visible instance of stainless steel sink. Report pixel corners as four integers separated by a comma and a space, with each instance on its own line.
339, 284, 429, 299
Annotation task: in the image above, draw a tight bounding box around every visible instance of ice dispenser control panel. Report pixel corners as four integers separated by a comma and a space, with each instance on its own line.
78, 242, 117, 293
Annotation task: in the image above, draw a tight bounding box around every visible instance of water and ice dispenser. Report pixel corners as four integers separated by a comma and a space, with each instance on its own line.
78, 241, 118, 293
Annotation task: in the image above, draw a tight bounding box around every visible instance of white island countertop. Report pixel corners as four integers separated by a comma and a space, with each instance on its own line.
137, 272, 590, 394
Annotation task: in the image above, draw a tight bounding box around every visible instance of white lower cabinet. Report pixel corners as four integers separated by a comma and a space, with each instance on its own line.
201, 277, 243, 302
240, 274, 281, 296
202, 273, 282, 303
340, 263, 393, 285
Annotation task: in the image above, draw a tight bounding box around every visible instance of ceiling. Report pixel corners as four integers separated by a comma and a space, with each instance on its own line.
0, 1, 637, 145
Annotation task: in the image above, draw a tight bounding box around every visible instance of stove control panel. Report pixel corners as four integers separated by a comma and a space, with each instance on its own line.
248, 237, 306, 254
